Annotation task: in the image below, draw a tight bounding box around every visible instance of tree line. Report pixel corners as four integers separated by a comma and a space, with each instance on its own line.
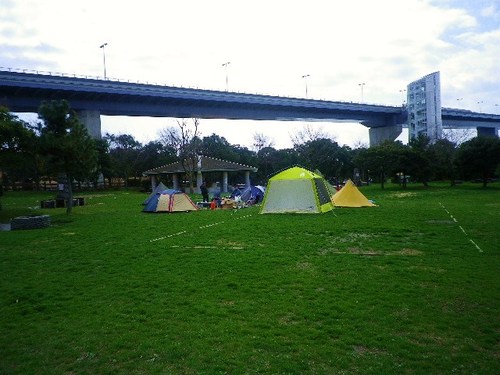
1, 100, 499, 201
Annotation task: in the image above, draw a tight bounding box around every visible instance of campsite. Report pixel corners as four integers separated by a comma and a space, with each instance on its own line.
1, 181, 498, 374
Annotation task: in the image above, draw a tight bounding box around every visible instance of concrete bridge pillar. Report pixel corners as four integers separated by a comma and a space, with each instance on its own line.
477, 126, 498, 137
369, 125, 402, 147
77, 110, 101, 139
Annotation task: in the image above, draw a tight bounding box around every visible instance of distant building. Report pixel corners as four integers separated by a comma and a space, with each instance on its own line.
407, 71, 442, 143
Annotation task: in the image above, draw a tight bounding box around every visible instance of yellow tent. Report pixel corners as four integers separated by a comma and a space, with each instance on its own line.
331, 180, 376, 207
143, 189, 199, 212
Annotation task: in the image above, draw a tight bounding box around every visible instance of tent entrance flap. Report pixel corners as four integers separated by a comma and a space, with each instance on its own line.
262, 179, 317, 213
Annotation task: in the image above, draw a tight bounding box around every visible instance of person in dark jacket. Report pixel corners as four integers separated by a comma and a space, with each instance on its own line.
200, 181, 209, 202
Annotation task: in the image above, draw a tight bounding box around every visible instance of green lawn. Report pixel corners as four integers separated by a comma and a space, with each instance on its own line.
1, 184, 499, 374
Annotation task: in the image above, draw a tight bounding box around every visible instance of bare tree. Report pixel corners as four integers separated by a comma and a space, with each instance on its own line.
442, 128, 476, 145
290, 123, 335, 147
252, 132, 275, 153
158, 118, 201, 193
352, 138, 369, 149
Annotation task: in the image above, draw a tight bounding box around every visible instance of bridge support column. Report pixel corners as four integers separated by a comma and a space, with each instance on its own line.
477, 126, 498, 137
369, 125, 402, 147
77, 110, 101, 139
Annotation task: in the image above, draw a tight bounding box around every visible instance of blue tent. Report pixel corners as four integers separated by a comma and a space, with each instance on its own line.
233, 185, 265, 205
143, 182, 167, 205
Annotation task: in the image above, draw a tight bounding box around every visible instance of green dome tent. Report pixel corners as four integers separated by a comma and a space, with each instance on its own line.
260, 166, 334, 214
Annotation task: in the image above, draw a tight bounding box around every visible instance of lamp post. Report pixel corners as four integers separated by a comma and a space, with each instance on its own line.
302, 74, 310, 97
399, 89, 406, 105
99, 43, 108, 79
358, 82, 365, 103
222, 61, 230, 91
477, 101, 483, 112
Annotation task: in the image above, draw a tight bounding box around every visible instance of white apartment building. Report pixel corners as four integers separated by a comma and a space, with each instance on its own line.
407, 71, 442, 142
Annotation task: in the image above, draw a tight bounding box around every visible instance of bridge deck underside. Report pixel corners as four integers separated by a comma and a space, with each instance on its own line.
2, 88, 404, 127
1, 71, 499, 132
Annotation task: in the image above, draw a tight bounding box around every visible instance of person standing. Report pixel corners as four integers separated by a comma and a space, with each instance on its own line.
200, 181, 209, 202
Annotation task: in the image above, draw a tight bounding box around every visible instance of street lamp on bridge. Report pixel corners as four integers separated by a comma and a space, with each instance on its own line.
302, 74, 310, 97
99, 43, 108, 80
399, 89, 406, 105
222, 61, 230, 91
477, 101, 484, 112
358, 82, 365, 103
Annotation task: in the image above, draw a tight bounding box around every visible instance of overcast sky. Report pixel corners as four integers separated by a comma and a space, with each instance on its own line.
1, 0, 499, 148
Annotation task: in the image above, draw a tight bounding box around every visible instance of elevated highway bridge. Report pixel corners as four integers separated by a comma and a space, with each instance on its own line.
1, 69, 498, 145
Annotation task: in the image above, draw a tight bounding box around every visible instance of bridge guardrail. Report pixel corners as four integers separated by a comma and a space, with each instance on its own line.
0, 66, 401, 107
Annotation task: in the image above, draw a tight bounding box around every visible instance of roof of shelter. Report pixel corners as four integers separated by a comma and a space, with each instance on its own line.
143, 155, 258, 176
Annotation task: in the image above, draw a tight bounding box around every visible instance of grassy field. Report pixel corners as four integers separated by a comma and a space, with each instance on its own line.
0, 183, 499, 374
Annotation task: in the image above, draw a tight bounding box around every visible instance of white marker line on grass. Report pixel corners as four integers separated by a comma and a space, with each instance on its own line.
469, 239, 482, 252
199, 221, 225, 229
150, 230, 187, 243
233, 214, 253, 220
438, 202, 483, 253
439, 202, 451, 215
149, 213, 253, 243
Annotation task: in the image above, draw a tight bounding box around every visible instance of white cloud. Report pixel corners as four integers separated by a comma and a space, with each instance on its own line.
481, 3, 498, 18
